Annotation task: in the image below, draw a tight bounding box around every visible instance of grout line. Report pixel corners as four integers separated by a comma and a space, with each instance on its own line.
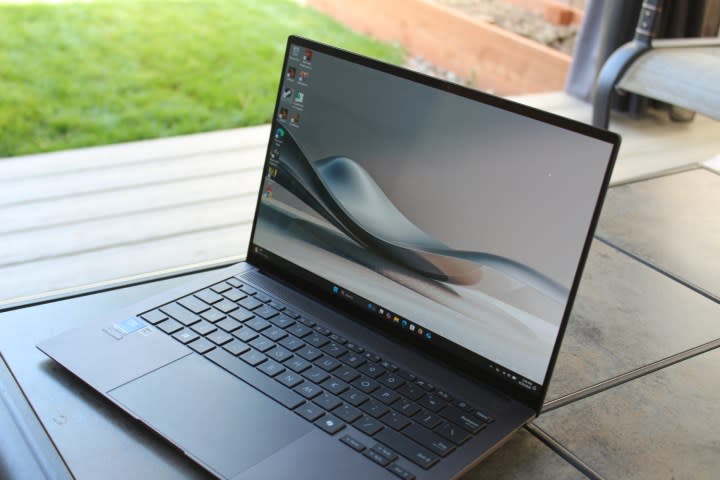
0, 221, 251, 269
594, 235, 720, 305
0, 192, 257, 236
542, 338, 720, 413
525, 423, 604, 480
608, 164, 699, 187
0, 167, 258, 209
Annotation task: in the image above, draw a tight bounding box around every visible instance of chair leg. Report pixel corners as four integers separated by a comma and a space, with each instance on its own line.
592, 43, 648, 129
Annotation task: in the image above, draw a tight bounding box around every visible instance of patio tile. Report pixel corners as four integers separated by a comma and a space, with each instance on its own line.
546, 240, 720, 401
596, 168, 720, 299
536, 348, 720, 479
463, 428, 584, 480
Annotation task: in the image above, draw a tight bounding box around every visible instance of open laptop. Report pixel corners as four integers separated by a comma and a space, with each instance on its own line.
38, 36, 620, 479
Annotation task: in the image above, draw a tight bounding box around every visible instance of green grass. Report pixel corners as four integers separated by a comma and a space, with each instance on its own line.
0, 0, 404, 157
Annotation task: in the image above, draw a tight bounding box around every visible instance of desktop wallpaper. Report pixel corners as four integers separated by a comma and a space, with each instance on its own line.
253, 45, 614, 384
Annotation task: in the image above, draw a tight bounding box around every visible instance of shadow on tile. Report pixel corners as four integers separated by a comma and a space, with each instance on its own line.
546, 240, 720, 400
537, 348, 720, 479
597, 169, 720, 299
462, 428, 585, 480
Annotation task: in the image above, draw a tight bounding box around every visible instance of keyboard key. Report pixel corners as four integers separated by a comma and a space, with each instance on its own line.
297, 346, 322, 361
314, 392, 342, 411
314, 326, 331, 336
246, 318, 271, 332
227, 278, 242, 288
380, 361, 398, 372
363, 449, 391, 467
210, 282, 232, 293
397, 370, 417, 382
254, 305, 278, 320
352, 377, 379, 394
333, 404, 362, 423
341, 353, 366, 368
354, 415, 384, 436
240, 350, 267, 367
314, 414, 345, 435
329, 333, 346, 345
322, 343, 347, 358
295, 402, 324, 422
217, 318, 242, 333
285, 357, 311, 373
283, 308, 301, 319
372, 443, 398, 462
157, 318, 183, 334
436, 422, 471, 445
294, 383, 323, 400
436, 390, 453, 402
359, 363, 386, 379
316, 356, 341, 372
240, 285, 257, 296
340, 435, 365, 452
305, 333, 329, 348
346, 342, 364, 353
363, 352, 381, 363
255, 293, 272, 303
414, 380, 434, 392
179, 296, 210, 314
188, 337, 215, 354
249, 336, 274, 352
223, 288, 247, 302
269, 314, 295, 329
334, 366, 360, 383
141, 310, 167, 324
215, 300, 239, 314
297, 316, 316, 328
396, 399, 421, 417
438, 405, 485, 433
269, 300, 286, 311
474, 410, 494, 424
454, 400, 472, 412
160, 304, 200, 326
381, 411, 411, 431
387, 463, 416, 480
201, 309, 226, 323
321, 377, 349, 395
415, 410, 442, 429
276, 371, 304, 388
229, 310, 254, 323
373, 388, 400, 405
418, 395, 446, 413
223, 340, 250, 356
195, 289, 223, 305
397, 383, 424, 401
340, 388, 368, 407
233, 327, 258, 343
263, 326, 287, 342
268, 347, 293, 363
206, 348, 303, 409
258, 360, 285, 377
374, 429, 439, 470
173, 329, 199, 344
207, 330, 233, 345
378, 373, 405, 390
190, 320, 216, 336
402, 423, 455, 457
303, 367, 329, 384
278, 337, 305, 352
360, 399, 389, 418
287, 324, 313, 338
239, 297, 262, 311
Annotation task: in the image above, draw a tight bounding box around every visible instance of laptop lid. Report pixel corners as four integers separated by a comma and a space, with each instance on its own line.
247, 36, 620, 414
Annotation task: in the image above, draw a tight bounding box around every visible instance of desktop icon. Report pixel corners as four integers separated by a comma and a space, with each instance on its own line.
400, 319, 408, 328
332, 286, 340, 294
278, 107, 288, 120
275, 127, 285, 139
425, 332, 432, 340
290, 113, 300, 124
294, 91, 304, 103
286, 66, 296, 79
299, 70, 310, 82
303, 49, 313, 62
282, 87, 293, 99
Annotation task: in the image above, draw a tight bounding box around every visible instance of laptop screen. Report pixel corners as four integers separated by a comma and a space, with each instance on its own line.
249, 37, 617, 402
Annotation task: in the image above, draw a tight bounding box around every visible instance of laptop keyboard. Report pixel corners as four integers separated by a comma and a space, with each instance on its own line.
140, 275, 494, 478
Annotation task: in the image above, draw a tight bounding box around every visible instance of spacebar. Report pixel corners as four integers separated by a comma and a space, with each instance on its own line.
206, 348, 304, 409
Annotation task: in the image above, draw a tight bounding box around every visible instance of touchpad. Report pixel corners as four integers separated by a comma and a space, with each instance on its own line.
109, 354, 312, 478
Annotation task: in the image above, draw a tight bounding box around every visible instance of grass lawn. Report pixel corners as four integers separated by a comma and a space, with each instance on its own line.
0, 0, 404, 157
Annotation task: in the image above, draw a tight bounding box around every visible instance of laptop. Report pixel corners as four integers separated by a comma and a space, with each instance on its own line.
38, 36, 620, 479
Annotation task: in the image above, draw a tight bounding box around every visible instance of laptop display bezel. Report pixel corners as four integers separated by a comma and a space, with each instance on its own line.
246, 35, 621, 414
